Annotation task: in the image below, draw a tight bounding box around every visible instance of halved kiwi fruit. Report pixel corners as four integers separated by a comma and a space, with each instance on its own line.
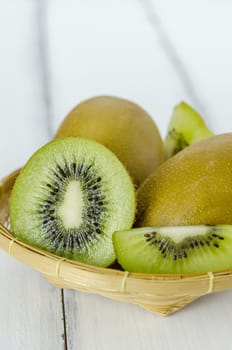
113, 225, 232, 274
10, 137, 136, 267
164, 102, 213, 159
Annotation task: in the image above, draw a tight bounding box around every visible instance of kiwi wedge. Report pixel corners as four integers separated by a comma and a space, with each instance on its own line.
55, 96, 164, 187
113, 225, 232, 274
164, 102, 213, 159
137, 133, 232, 227
10, 137, 136, 267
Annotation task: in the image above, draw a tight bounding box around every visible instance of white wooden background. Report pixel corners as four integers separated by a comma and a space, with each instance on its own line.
0, 1, 232, 349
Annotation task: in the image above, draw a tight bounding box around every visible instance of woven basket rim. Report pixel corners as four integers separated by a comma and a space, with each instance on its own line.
1, 221, 232, 280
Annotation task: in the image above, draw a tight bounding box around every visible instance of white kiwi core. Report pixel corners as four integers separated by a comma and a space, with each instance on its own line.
159, 225, 210, 243
58, 181, 84, 229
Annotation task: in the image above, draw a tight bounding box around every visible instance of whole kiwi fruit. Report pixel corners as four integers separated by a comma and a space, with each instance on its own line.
55, 96, 164, 187
137, 133, 232, 226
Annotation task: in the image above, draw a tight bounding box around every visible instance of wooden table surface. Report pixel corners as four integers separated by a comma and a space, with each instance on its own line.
0, 1, 232, 349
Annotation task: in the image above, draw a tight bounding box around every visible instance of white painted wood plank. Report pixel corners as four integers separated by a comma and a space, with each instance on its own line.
46, 1, 232, 350
151, 0, 232, 134
0, 1, 49, 178
65, 289, 232, 350
0, 2, 64, 349
0, 256, 64, 350
47, 0, 195, 138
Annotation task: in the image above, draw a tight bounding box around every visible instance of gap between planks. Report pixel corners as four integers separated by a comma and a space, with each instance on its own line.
36, 1, 68, 349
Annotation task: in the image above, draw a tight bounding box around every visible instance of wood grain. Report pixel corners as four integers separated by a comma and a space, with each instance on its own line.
153, 0, 232, 133
46, 0, 193, 137
0, 1, 64, 349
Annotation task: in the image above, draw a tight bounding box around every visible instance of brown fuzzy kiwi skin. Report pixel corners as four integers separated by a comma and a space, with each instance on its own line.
55, 95, 164, 187
136, 133, 232, 226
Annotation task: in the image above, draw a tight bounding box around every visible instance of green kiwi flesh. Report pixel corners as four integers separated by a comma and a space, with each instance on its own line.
10, 137, 136, 267
113, 225, 232, 274
165, 102, 213, 159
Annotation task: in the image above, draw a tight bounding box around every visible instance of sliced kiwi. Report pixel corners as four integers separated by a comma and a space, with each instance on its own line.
113, 225, 232, 274
164, 102, 213, 159
10, 137, 136, 267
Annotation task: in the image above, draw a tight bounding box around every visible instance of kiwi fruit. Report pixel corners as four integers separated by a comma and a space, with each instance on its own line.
113, 225, 232, 274
54, 96, 164, 187
164, 102, 213, 159
10, 137, 136, 267
137, 133, 232, 227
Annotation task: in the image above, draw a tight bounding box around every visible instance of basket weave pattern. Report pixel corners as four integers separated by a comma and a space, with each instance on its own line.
1, 170, 232, 316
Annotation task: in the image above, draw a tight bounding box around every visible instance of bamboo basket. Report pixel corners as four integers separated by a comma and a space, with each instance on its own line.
1, 170, 232, 316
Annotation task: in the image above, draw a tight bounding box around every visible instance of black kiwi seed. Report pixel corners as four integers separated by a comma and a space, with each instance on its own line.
72, 162, 77, 174
64, 163, 72, 176
83, 165, 92, 176
69, 235, 74, 252
41, 204, 51, 209
161, 247, 166, 254
50, 191, 57, 196
54, 172, 63, 182
57, 165, 67, 178
150, 239, 158, 245
144, 233, 151, 238
77, 164, 84, 176
159, 240, 166, 250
